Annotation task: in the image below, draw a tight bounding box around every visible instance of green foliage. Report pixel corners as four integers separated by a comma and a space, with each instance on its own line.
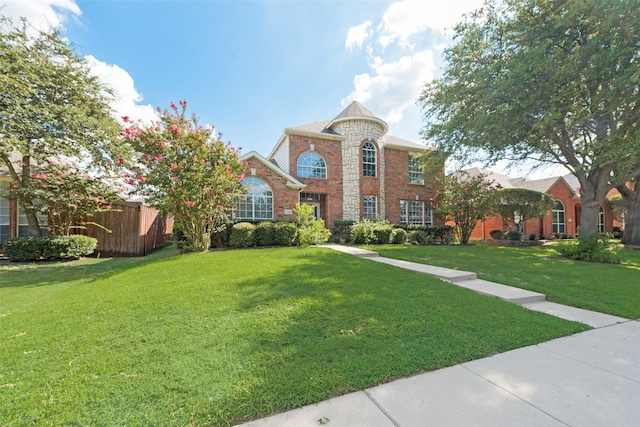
294, 203, 331, 246
0, 18, 127, 236
229, 222, 255, 248
273, 222, 297, 246
559, 235, 620, 264
211, 221, 234, 248
254, 221, 275, 246
390, 228, 407, 244
419, 0, 640, 240
6, 161, 121, 236
408, 230, 433, 246
490, 229, 504, 240
350, 219, 393, 244
434, 172, 499, 244
489, 188, 553, 234
332, 220, 355, 243
2, 235, 97, 261
504, 231, 522, 241
123, 101, 245, 252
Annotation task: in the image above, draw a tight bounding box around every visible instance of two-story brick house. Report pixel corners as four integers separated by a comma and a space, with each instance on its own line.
234, 101, 441, 228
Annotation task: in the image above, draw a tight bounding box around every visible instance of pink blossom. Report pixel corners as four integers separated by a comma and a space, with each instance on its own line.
184, 200, 195, 207
169, 125, 180, 135
122, 116, 130, 123
157, 141, 164, 147
239, 173, 245, 180
179, 100, 187, 108
224, 164, 230, 170
107, 161, 113, 167
170, 102, 178, 110
227, 172, 233, 178
172, 176, 179, 181
41, 183, 48, 188
171, 163, 179, 169
137, 175, 146, 181
118, 158, 125, 166
155, 154, 163, 161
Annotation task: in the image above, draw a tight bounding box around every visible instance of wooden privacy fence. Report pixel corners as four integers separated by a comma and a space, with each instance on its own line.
83, 200, 174, 257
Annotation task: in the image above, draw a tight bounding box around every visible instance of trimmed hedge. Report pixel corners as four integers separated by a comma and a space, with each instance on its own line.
230, 222, 256, 248
273, 222, 297, 246
2, 235, 98, 262
390, 228, 407, 244
254, 221, 275, 246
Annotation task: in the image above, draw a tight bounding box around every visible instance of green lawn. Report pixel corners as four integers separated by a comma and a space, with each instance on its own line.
1, 246, 587, 426
370, 243, 640, 319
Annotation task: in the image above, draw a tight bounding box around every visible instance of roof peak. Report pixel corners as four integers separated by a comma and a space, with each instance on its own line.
329, 100, 388, 133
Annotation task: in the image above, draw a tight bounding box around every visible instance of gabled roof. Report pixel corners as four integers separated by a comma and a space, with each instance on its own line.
382, 134, 429, 151
458, 167, 577, 197
240, 151, 305, 189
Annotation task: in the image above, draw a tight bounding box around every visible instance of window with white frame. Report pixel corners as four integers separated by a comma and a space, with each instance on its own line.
363, 195, 377, 219
297, 152, 327, 179
409, 156, 424, 185
552, 201, 565, 234
598, 206, 605, 233
400, 200, 433, 226
234, 177, 273, 220
0, 183, 9, 240
362, 142, 377, 177
17, 203, 48, 237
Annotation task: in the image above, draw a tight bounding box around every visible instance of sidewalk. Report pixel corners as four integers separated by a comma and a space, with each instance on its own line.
237, 245, 638, 426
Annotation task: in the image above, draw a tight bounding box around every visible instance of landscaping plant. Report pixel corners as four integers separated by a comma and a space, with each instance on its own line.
123, 101, 245, 252
294, 203, 331, 246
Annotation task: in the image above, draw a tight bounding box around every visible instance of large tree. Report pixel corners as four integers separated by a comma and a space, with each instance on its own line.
0, 18, 128, 235
420, 0, 640, 241
488, 188, 553, 235
613, 178, 640, 245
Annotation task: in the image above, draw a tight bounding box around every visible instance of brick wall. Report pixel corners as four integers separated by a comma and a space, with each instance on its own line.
243, 157, 299, 222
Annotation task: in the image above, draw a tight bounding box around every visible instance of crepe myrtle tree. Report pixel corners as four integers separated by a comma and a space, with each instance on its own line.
5, 161, 122, 236
123, 101, 245, 252
488, 188, 554, 235
420, 0, 640, 241
0, 17, 128, 236
434, 171, 500, 245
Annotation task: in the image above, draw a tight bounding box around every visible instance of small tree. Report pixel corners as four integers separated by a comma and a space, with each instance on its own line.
6, 161, 121, 236
294, 203, 331, 246
489, 188, 553, 235
434, 172, 499, 244
123, 101, 245, 252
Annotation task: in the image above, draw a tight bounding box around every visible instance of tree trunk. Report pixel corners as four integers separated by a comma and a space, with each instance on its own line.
579, 194, 601, 240
618, 181, 640, 246
20, 156, 43, 236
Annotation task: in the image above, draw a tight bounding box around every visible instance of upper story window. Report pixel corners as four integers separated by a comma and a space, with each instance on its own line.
234, 177, 273, 221
297, 152, 327, 179
362, 142, 377, 177
552, 200, 565, 234
409, 155, 424, 185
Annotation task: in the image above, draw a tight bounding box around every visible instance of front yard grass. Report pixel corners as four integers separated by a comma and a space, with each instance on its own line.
371, 243, 640, 319
1, 246, 587, 426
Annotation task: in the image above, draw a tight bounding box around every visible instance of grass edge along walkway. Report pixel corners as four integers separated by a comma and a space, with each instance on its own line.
1, 246, 588, 426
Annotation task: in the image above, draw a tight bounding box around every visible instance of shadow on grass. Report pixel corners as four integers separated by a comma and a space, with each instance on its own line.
0, 244, 182, 288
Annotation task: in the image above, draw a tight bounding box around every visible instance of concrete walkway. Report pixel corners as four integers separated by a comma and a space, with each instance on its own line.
236, 245, 638, 427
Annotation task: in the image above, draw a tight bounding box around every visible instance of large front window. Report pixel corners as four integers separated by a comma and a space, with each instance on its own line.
552, 201, 565, 234
0, 183, 10, 240
297, 152, 327, 179
362, 142, 377, 177
409, 156, 424, 185
400, 200, 433, 226
363, 195, 377, 219
234, 177, 273, 220
598, 206, 605, 233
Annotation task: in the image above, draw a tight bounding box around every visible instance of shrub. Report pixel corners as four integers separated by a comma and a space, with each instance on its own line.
373, 223, 393, 244
408, 230, 433, 246
332, 220, 354, 243
505, 231, 522, 241
3, 235, 97, 262
254, 221, 275, 246
273, 222, 297, 246
558, 234, 620, 264
390, 228, 407, 244
489, 229, 504, 239
172, 223, 190, 251
230, 222, 256, 248
529, 234, 536, 241
211, 222, 233, 248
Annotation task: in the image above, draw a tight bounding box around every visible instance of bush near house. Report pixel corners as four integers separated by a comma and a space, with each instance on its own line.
2, 235, 98, 261
390, 228, 407, 244
254, 221, 275, 246
230, 222, 256, 248
273, 222, 297, 246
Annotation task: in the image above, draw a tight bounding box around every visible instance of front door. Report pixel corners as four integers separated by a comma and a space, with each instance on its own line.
310, 203, 321, 220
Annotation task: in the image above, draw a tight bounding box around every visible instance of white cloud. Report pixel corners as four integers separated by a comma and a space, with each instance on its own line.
342, 49, 436, 124
377, 0, 484, 48
345, 21, 373, 51
84, 56, 158, 125
2, 0, 81, 31
3, 1, 156, 125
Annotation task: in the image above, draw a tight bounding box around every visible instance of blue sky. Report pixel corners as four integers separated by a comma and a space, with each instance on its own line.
4, 0, 567, 177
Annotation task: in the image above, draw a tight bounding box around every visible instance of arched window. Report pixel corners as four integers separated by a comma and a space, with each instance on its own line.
552, 201, 565, 234
235, 177, 273, 220
362, 142, 377, 177
598, 206, 605, 233
297, 152, 327, 179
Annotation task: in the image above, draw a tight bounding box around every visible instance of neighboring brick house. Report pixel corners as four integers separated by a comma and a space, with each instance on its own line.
463, 168, 616, 240
234, 101, 441, 228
